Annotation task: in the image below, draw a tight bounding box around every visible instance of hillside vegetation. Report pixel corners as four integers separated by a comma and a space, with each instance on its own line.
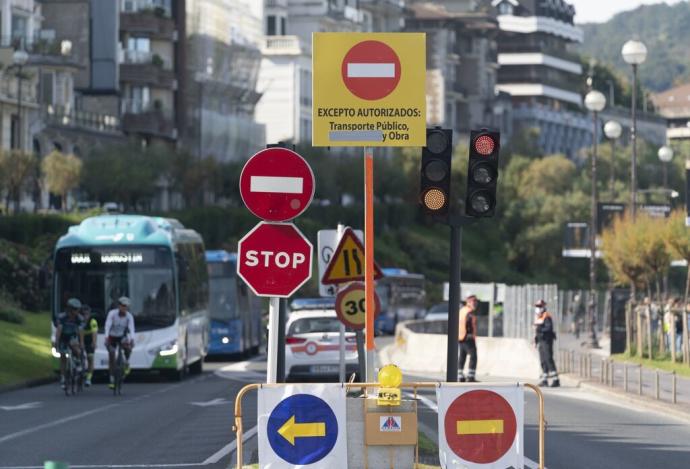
578, 1, 690, 92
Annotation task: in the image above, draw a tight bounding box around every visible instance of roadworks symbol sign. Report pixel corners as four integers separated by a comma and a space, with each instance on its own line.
321, 227, 383, 285
380, 416, 402, 432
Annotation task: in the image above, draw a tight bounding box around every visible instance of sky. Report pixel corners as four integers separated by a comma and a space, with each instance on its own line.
572, 0, 687, 23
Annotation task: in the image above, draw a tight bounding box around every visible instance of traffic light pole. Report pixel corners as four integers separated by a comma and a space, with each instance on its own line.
276, 298, 287, 382
446, 224, 462, 382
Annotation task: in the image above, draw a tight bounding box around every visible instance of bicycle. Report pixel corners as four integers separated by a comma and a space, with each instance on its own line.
61, 346, 84, 396
112, 343, 126, 396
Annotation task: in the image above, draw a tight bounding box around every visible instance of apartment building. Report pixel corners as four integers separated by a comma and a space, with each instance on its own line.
185, 0, 265, 160
652, 83, 690, 142
493, 0, 590, 157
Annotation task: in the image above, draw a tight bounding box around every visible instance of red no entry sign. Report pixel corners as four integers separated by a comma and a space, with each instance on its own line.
239, 148, 315, 222
237, 222, 313, 297
444, 389, 517, 464
341, 40, 401, 101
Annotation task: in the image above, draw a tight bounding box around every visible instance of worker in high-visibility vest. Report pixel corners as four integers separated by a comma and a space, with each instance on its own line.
458, 293, 478, 382
534, 299, 559, 387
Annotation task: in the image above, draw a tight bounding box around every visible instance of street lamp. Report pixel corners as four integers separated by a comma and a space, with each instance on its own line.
622, 39, 647, 218
585, 90, 606, 349
12, 49, 28, 151
658, 145, 674, 189
604, 120, 622, 197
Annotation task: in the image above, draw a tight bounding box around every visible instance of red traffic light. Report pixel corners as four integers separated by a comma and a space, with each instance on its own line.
473, 134, 496, 156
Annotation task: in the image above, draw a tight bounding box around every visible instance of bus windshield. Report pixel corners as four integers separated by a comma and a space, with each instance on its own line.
208, 272, 237, 321
54, 246, 176, 331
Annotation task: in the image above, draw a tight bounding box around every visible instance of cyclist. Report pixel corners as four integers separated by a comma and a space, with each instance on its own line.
53, 298, 85, 390
105, 296, 135, 389
81, 304, 98, 387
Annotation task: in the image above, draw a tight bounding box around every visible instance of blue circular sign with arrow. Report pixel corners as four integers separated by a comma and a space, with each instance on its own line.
267, 394, 339, 464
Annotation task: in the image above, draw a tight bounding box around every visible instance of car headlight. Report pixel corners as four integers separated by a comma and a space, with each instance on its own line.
149, 340, 178, 356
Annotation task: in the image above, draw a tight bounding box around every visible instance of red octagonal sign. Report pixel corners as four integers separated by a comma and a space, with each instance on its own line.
444, 390, 518, 464
240, 148, 315, 222
237, 222, 313, 298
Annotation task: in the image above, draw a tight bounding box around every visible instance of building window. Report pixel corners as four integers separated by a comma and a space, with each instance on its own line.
125, 37, 151, 63
498, 2, 514, 15
267, 16, 276, 36
125, 86, 151, 113
40, 71, 55, 106
280, 17, 286, 35
11, 14, 28, 47
10, 115, 19, 149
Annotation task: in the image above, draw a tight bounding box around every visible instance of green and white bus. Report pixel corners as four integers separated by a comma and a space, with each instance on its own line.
51, 215, 209, 379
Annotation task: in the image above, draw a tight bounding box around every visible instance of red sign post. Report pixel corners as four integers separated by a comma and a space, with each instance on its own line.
239, 148, 315, 222
341, 41, 401, 101
443, 390, 518, 464
237, 222, 313, 298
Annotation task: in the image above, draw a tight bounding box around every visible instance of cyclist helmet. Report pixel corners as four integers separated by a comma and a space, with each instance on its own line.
118, 296, 131, 307
67, 298, 82, 310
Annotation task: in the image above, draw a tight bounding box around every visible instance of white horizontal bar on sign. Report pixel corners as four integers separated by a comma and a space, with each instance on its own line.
347, 63, 395, 78
329, 130, 384, 142
250, 176, 303, 194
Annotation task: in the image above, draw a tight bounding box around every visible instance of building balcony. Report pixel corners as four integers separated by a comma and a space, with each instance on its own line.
122, 107, 176, 140
44, 105, 121, 134
120, 54, 176, 89
0, 34, 79, 68
262, 35, 309, 56
120, 10, 176, 41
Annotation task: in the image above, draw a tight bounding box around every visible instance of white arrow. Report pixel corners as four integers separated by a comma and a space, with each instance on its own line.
190, 398, 229, 407
0, 402, 42, 411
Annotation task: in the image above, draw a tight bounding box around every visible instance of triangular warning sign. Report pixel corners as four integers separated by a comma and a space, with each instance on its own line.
322, 228, 383, 285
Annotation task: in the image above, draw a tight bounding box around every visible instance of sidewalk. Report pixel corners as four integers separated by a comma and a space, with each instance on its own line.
558, 331, 690, 417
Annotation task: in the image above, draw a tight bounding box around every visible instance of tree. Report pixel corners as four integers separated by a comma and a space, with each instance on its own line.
665, 210, 690, 363
0, 150, 38, 214
41, 150, 82, 210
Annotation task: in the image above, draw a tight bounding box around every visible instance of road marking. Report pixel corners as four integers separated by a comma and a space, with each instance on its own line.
0, 426, 259, 468
250, 175, 303, 194
202, 425, 258, 464
189, 398, 229, 407
0, 378, 203, 445
347, 63, 395, 78
404, 391, 545, 469
0, 402, 42, 411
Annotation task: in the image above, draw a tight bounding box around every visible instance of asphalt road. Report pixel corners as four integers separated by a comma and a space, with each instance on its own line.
410, 376, 690, 469
0, 363, 261, 469
3, 358, 690, 469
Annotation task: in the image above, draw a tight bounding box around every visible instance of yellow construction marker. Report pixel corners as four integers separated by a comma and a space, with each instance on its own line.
456, 419, 504, 435
278, 415, 326, 445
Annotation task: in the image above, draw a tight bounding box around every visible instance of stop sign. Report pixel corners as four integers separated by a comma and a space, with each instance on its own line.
237, 222, 313, 297
341, 40, 401, 101
239, 148, 315, 222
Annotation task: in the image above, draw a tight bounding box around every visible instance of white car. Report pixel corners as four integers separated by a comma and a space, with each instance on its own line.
284, 310, 359, 381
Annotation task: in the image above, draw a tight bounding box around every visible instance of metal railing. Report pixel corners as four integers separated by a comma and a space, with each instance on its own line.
232, 382, 546, 469
559, 349, 684, 405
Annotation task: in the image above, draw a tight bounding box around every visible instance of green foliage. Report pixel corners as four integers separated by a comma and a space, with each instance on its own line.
0, 239, 43, 311
0, 311, 53, 387
0, 150, 38, 213
0, 293, 25, 324
41, 150, 82, 208
578, 2, 690, 92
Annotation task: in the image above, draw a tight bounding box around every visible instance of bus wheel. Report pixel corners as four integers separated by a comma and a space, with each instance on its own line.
166, 366, 186, 381
189, 359, 203, 375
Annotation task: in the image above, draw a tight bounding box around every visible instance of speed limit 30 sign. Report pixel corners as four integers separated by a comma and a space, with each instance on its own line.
335, 282, 381, 330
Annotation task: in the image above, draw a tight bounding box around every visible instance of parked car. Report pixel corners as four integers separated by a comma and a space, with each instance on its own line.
284, 309, 358, 382
424, 302, 449, 321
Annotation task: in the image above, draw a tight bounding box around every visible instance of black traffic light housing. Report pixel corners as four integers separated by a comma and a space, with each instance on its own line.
466, 129, 500, 218
419, 128, 453, 220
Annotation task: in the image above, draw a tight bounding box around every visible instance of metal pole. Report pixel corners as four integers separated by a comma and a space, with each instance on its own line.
631, 64, 638, 218
624, 364, 628, 392
663, 161, 668, 189
17, 64, 22, 151
336, 224, 346, 383
266, 297, 280, 383
276, 298, 287, 382
446, 224, 462, 382
589, 110, 600, 348
356, 329, 365, 380
610, 138, 616, 197
638, 365, 643, 395
364, 147, 375, 383
655, 369, 660, 400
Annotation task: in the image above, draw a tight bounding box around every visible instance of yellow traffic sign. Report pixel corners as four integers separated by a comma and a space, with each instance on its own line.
321, 228, 383, 284
312, 32, 426, 147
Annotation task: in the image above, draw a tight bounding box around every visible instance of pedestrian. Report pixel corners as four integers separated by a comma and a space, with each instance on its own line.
534, 299, 559, 387
458, 293, 478, 383
664, 299, 674, 351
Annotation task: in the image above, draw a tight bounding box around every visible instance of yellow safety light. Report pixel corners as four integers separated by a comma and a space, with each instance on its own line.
377, 364, 403, 406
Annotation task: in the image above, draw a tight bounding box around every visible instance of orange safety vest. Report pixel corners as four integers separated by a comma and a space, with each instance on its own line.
458, 306, 477, 341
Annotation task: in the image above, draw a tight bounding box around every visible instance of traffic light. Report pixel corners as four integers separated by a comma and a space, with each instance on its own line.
419, 128, 453, 220
466, 129, 500, 217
